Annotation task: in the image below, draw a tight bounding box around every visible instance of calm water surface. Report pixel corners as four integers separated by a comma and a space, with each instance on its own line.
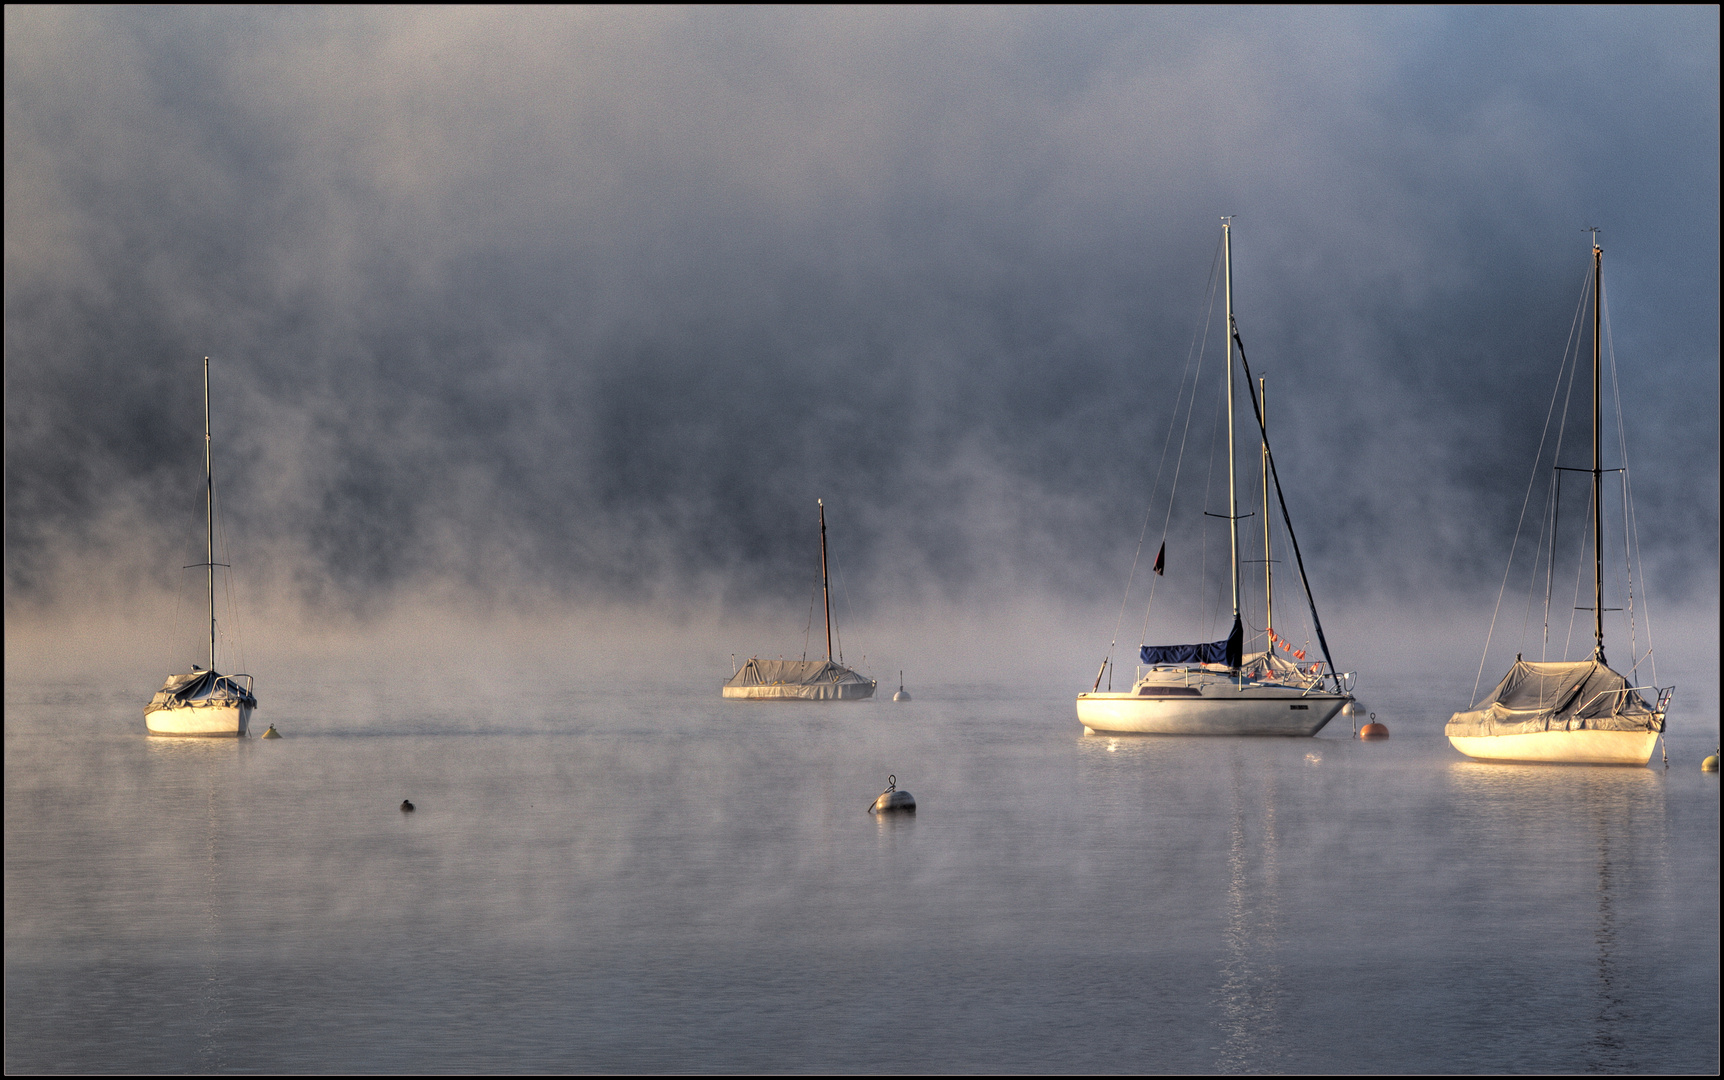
5, 671, 1718, 1073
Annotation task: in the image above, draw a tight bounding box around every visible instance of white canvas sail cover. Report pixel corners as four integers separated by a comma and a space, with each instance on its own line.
1445, 659, 1660, 738
723, 658, 876, 700
145, 667, 257, 715
1238, 650, 1326, 686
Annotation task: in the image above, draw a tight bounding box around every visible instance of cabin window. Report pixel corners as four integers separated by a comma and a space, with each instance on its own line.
1289, 704, 1309, 710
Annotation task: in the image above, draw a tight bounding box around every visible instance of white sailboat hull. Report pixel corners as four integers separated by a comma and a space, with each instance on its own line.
1448, 729, 1657, 766
1076, 690, 1346, 736
145, 702, 252, 737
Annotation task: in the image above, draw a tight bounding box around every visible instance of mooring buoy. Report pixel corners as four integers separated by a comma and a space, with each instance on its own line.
400, 799, 415, 812
261, 724, 281, 739
1703, 753, 1719, 773
870, 774, 915, 814
893, 671, 911, 702
1359, 711, 1389, 739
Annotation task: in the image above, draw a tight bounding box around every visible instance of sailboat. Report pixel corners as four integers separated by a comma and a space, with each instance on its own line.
1077, 220, 1355, 736
144, 357, 257, 737
1447, 235, 1672, 765
723, 499, 877, 701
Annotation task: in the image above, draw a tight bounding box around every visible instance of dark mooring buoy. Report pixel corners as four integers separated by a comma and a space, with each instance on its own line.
400, 799, 415, 812
870, 774, 915, 814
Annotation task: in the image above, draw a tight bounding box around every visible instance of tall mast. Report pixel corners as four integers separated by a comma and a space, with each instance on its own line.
818, 498, 832, 662
1591, 235, 1605, 662
1260, 375, 1273, 651
204, 356, 216, 673
1223, 219, 1241, 632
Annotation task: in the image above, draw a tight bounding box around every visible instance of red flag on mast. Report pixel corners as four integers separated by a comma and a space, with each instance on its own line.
1152, 543, 1164, 576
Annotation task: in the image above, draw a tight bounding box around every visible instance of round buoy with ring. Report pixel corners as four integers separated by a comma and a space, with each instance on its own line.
1704, 750, 1719, 773
1359, 712, 1389, 739
870, 774, 915, 814
261, 724, 281, 739
893, 671, 911, 702
400, 799, 415, 812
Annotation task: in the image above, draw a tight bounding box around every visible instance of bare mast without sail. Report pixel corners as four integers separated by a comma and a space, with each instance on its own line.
203, 357, 217, 671
144, 356, 256, 736
722, 498, 876, 700
819, 498, 833, 662
1590, 232, 1605, 662
1445, 232, 1671, 764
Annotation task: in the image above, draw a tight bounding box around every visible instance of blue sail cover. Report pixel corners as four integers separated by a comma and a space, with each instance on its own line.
1140, 618, 1244, 667
1140, 640, 1230, 665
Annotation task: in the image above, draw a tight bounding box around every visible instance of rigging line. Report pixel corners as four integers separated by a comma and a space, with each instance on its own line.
1537, 469, 1565, 655
1273, 520, 1317, 666
802, 581, 817, 661
1140, 255, 1224, 648
171, 483, 200, 664
1113, 231, 1225, 656
1603, 287, 1647, 681
1543, 294, 1587, 658
1604, 293, 1658, 686
1470, 263, 1592, 701
1623, 466, 1656, 686
216, 485, 246, 678
1520, 467, 1553, 649
1201, 383, 1228, 642
215, 486, 231, 670
1619, 470, 1636, 673
1230, 330, 1340, 686
833, 543, 857, 667
1561, 482, 1594, 659
1551, 469, 1565, 655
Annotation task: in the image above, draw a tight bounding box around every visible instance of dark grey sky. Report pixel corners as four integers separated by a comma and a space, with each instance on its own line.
5, 7, 1718, 644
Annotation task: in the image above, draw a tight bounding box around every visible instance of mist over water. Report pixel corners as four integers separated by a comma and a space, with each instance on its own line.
4, 670, 1718, 1073
5, 8, 1719, 1073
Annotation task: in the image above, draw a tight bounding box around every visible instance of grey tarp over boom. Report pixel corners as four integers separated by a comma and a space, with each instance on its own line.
144, 667, 257, 716
1445, 659, 1661, 738
723, 658, 877, 701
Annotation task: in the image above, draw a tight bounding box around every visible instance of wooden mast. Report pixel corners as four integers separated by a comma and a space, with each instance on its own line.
818, 498, 832, 662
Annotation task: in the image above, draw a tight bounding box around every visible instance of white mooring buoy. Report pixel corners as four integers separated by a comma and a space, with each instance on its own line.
870, 774, 915, 814
894, 671, 911, 702
1341, 700, 1365, 735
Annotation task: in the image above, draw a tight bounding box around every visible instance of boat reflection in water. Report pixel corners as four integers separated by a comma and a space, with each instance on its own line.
1214, 753, 1286, 1073
143, 735, 241, 1071
1444, 760, 1667, 1069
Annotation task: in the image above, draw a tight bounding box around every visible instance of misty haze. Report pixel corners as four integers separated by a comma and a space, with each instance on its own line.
5, 7, 1717, 1074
